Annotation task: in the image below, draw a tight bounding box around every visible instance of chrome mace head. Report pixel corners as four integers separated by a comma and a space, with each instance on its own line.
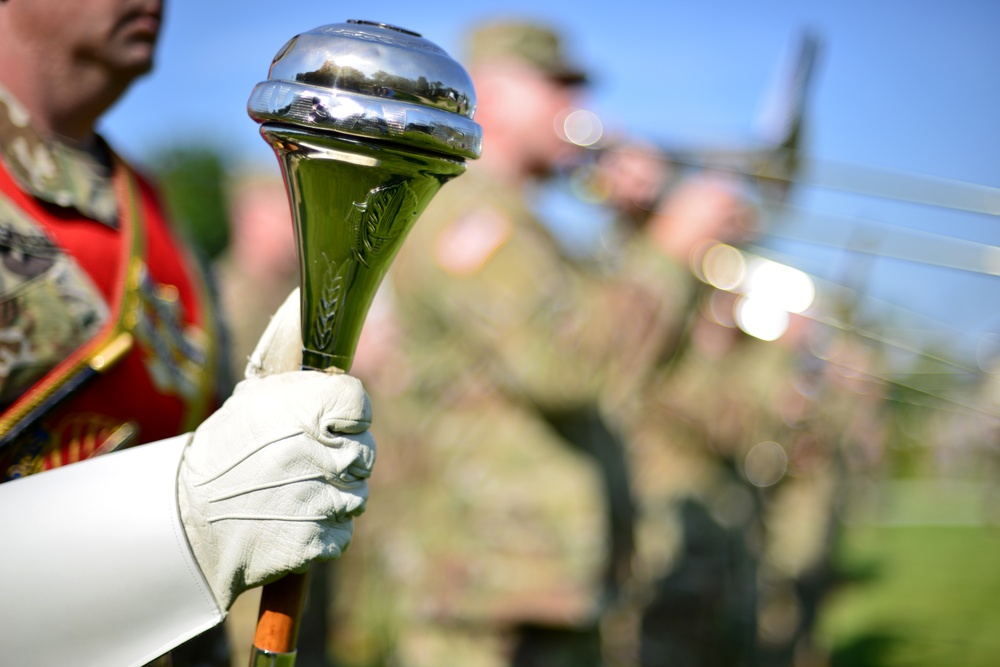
247, 20, 481, 372
248, 19, 481, 160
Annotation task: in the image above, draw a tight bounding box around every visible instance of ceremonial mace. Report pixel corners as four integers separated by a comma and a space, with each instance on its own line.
246, 20, 481, 666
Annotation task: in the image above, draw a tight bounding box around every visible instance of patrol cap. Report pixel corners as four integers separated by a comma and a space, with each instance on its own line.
464, 20, 588, 84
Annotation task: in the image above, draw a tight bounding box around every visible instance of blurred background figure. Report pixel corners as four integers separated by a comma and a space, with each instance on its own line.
567, 143, 822, 667
329, 17, 719, 667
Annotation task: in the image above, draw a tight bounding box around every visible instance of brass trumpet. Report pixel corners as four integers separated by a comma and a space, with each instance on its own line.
246, 19, 481, 666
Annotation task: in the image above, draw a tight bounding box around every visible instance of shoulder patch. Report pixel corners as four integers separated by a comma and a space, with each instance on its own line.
434, 207, 512, 276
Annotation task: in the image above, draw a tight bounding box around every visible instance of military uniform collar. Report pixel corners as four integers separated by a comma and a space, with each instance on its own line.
0, 83, 119, 227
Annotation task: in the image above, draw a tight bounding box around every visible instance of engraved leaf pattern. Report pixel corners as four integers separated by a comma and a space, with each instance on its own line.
353, 181, 418, 267
312, 251, 356, 352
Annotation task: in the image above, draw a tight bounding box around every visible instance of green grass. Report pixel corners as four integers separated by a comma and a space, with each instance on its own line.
817, 517, 1000, 666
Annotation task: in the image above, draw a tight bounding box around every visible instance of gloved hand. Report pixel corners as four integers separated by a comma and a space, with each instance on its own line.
177, 290, 376, 611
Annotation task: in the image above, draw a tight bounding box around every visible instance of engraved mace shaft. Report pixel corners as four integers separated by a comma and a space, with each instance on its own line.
246, 20, 481, 666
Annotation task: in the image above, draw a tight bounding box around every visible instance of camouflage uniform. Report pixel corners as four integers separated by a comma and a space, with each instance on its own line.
330, 162, 689, 667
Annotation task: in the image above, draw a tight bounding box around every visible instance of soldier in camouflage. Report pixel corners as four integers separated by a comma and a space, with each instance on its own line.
328, 19, 707, 667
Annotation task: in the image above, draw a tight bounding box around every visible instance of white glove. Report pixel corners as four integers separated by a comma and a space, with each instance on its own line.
178, 289, 376, 611
178, 371, 374, 610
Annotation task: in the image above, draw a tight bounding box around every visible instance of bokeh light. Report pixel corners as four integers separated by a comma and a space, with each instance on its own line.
744, 441, 788, 487
700, 242, 746, 291
559, 108, 604, 147
735, 294, 790, 341
743, 257, 815, 314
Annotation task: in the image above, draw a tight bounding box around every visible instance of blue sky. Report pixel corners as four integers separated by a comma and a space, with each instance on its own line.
103, 0, 1000, 369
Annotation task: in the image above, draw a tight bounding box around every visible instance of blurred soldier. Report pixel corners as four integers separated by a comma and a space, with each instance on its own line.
584, 145, 770, 667
0, 2, 377, 665
331, 18, 708, 667
565, 92, 855, 667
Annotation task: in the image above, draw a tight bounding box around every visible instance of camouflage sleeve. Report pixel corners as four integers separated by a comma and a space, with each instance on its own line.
390, 184, 697, 411
0, 198, 109, 406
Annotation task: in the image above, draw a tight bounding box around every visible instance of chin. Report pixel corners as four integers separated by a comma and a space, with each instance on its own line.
106, 33, 158, 74
116, 48, 157, 80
